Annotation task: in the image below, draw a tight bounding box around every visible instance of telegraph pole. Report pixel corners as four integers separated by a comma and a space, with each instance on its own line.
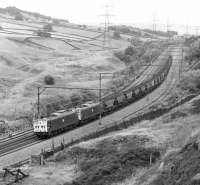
99, 72, 113, 125
99, 74, 102, 125
179, 46, 184, 80
37, 87, 40, 119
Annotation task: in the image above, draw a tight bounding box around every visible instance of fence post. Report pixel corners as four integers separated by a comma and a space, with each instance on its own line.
123, 119, 127, 128
62, 137, 65, 150
150, 153, 152, 165
51, 138, 54, 153
40, 148, 45, 165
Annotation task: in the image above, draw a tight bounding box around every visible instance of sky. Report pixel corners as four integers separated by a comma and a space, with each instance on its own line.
0, 0, 200, 33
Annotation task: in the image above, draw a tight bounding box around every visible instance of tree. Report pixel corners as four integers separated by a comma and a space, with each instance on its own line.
44, 75, 55, 85
53, 19, 60, 25
15, 14, 23, 21
123, 55, 132, 65
114, 51, 125, 61
36, 30, 51, 37
113, 31, 121, 39
125, 46, 135, 56
43, 23, 53, 32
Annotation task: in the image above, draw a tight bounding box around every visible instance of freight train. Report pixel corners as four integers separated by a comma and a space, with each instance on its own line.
33, 55, 172, 138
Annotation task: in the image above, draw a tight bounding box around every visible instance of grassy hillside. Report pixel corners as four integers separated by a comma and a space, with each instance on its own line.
0, 6, 170, 132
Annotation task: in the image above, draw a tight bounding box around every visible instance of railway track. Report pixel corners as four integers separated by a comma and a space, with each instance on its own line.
0, 135, 39, 157
0, 47, 173, 158
0, 46, 165, 141
123, 46, 181, 121
0, 45, 181, 166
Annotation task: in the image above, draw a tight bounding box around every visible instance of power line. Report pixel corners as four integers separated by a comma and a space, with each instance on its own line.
186, 24, 189, 35
196, 27, 199, 36
167, 18, 170, 32
101, 5, 113, 49
152, 13, 156, 32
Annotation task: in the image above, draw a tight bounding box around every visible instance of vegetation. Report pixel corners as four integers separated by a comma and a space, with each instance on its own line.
109, 41, 166, 92
36, 30, 51, 37
0, 6, 69, 23
178, 70, 200, 93
52, 19, 60, 25
114, 41, 164, 66
109, 25, 142, 37
112, 31, 121, 39
44, 75, 55, 85
143, 28, 178, 37
14, 14, 24, 21
43, 23, 53, 32
109, 25, 177, 38
0, 120, 8, 134
38, 90, 97, 117
185, 41, 200, 62
151, 136, 200, 185
56, 135, 161, 185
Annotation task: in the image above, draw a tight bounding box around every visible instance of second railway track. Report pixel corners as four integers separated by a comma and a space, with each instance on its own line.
0, 45, 179, 159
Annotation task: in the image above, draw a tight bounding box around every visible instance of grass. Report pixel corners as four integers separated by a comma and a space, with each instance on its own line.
55, 135, 162, 185
150, 135, 200, 185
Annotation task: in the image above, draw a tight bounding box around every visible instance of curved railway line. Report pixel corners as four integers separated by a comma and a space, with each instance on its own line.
123, 47, 180, 120
0, 46, 166, 140
0, 45, 183, 167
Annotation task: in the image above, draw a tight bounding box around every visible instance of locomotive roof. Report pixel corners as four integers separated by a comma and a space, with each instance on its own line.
48, 110, 76, 120
79, 102, 100, 109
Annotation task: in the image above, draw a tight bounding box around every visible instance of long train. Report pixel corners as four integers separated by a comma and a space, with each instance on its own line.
33, 55, 172, 138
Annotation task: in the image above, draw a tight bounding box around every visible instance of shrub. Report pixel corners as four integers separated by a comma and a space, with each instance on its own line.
114, 51, 125, 61
36, 30, 51, 37
70, 94, 81, 107
44, 75, 55, 85
43, 23, 53, 32
67, 136, 161, 185
178, 70, 200, 93
15, 14, 23, 21
191, 99, 200, 114
113, 31, 121, 39
52, 19, 60, 25
125, 46, 135, 56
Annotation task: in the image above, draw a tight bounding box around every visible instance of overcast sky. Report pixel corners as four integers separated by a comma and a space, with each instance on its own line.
0, 0, 199, 33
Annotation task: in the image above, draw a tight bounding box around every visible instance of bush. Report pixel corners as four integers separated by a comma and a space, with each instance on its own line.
36, 30, 51, 37
114, 51, 125, 61
15, 14, 23, 21
43, 23, 53, 32
191, 99, 200, 114
44, 75, 55, 85
113, 31, 121, 39
67, 136, 161, 185
178, 70, 200, 93
125, 46, 135, 56
52, 19, 60, 25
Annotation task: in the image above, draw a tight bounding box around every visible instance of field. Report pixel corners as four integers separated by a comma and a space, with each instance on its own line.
0, 34, 128, 125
